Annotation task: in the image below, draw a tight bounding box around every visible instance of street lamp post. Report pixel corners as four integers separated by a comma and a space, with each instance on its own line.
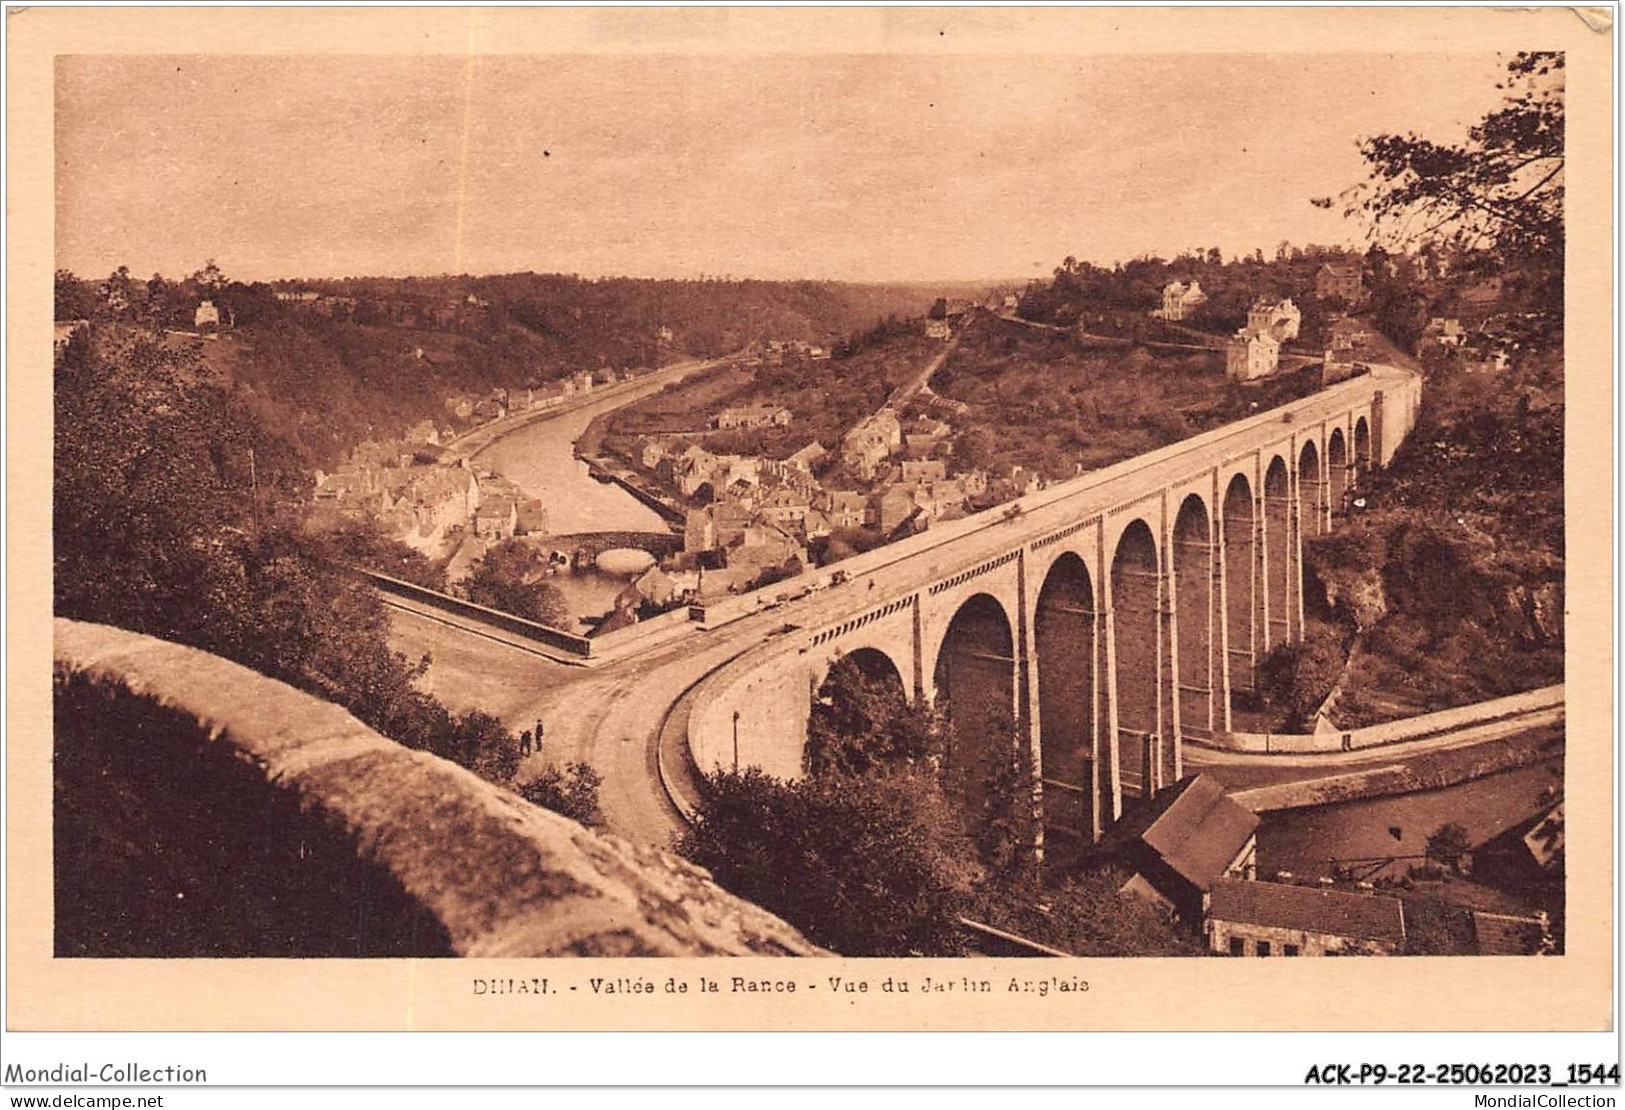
732, 709, 740, 772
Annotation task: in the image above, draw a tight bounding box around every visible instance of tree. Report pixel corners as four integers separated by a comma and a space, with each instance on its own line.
518, 762, 605, 828
54, 270, 99, 321
927, 297, 948, 320
53, 324, 526, 788
973, 868, 1206, 957
680, 767, 981, 956
1426, 821, 1472, 871
464, 540, 570, 627
191, 259, 227, 292
1254, 621, 1348, 730
1322, 51, 1563, 343
939, 706, 1041, 882
950, 427, 995, 473
319, 520, 448, 591
804, 655, 943, 777
1354, 53, 1561, 260
437, 709, 515, 783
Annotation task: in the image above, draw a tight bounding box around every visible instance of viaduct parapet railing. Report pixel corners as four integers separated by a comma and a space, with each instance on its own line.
52, 618, 822, 958
683, 363, 1424, 848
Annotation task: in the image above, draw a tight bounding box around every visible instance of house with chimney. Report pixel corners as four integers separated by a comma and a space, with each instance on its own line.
899, 458, 948, 485
726, 520, 806, 573
1226, 327, 1281, 382
473, 496, 519, 541
1315, 260, 1365, 303
757, 485, 811, 531
872, 486, 920, 534
841, 410, 903, 480
786, 441, 828, 473
819, 490, 870, 530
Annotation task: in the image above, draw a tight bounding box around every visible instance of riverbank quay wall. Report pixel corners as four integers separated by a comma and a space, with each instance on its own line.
594, 468, 688, 527
446, 358, 722, 465
52, 618, 822, 958
686, 365, 1421, 842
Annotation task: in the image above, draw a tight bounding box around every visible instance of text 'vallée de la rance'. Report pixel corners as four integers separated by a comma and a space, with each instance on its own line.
472, 975, 1089, 999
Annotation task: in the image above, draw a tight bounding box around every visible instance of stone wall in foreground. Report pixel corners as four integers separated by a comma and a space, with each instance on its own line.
53, 618, 822, 958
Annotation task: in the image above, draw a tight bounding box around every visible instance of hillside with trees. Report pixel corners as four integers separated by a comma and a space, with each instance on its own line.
55, 267, 971, 470
931, 312, 1326, 482
1261, 52, 1566, 727
53, 325, 562, 806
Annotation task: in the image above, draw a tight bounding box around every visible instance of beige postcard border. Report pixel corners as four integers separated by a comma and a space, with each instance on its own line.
5, 4, 1614, 1032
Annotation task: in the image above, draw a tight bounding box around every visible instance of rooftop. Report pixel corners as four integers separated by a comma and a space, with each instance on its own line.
1110, 774, 1260, 892
1209, 879, 1407, 945
1471, 911, 1547, 956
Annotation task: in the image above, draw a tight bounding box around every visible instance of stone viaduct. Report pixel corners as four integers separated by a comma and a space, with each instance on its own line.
687, 364, 1421, 844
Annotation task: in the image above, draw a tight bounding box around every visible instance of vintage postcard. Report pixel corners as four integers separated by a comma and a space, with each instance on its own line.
6, 5, 1614, 1038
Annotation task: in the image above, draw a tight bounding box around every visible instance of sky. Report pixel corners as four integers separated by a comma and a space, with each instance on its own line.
55, 52, 1514, 284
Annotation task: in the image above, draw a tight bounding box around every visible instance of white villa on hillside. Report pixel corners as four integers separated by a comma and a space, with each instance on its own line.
1246, 298, 1301, 341
1157, 280, 1207, 321
1226, 327, 1281, 382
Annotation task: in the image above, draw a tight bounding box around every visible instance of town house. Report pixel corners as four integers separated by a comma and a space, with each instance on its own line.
872, 486, 919, 533
1206, 880, 1407, 957
474, 496, 519, 541
842, 410, 903, 480
786, 441, 828, 473
819, 490, 870, 530
758, 485, 810, 529
726, 521, 806, 572
716, 404, 793, 431
1106, 774, 1260, 927
899, 458, 948, 485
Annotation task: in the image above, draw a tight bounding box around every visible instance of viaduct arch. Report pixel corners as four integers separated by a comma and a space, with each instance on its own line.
1327, 428, 1349, 519
934, 593, 1017, 805
1034, 553, 1098, 839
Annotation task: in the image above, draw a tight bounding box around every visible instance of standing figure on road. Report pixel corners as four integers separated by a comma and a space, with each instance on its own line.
534, 716, 546, 755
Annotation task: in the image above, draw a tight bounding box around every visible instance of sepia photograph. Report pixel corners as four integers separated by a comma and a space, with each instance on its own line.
6, 4, 1614, 1051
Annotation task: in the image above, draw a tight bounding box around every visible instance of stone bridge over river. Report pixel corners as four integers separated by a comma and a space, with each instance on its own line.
680, 363, 1421, 842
